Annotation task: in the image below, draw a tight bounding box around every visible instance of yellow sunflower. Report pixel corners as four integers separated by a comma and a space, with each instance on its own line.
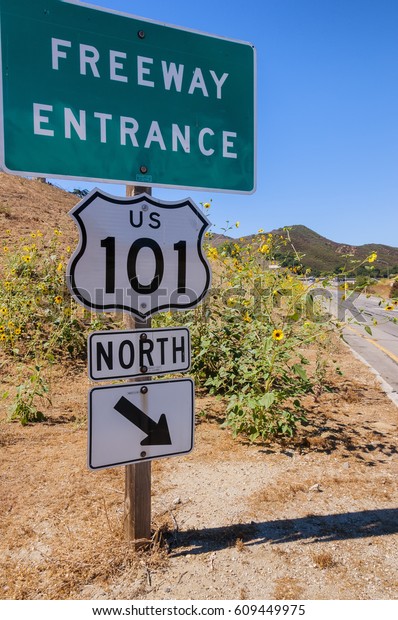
272, 329, 284, 341
207, 247, 218, 260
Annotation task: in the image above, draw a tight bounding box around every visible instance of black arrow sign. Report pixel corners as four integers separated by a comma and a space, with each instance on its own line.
114, 396, 172, 446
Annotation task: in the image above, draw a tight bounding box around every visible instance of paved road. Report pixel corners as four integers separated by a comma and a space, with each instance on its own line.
323, 288, 398, 404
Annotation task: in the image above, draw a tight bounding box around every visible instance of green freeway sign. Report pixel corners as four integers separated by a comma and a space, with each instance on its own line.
0, 0, 256, 193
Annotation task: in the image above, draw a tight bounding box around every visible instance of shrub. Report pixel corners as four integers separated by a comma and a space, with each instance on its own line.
6, 365, 50, 425
155, 226, 335, 441
0, 229, 119, 362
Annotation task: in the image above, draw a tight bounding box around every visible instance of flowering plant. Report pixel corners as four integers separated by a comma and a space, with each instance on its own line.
156, 216, 336, 441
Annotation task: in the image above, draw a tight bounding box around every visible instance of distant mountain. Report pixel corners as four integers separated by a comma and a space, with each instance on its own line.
209, 232, 233, 247
216, 225, 398, 276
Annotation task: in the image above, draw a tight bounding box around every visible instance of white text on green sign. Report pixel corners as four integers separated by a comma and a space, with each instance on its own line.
0, 0, 256, 192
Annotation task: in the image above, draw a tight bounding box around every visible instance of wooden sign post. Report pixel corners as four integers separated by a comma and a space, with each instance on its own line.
124, 184, 152, 546
124, 449, 151, 545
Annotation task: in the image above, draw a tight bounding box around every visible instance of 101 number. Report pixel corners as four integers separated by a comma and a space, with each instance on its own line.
100, 236, 187, 294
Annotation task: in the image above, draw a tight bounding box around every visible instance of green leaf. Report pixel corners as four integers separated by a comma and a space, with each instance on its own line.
364, 326, 372, 336
259, 392, 276, 409
292, 363, 308, 381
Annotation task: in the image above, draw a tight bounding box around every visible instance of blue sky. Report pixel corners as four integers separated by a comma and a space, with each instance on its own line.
54, 0, 398, 247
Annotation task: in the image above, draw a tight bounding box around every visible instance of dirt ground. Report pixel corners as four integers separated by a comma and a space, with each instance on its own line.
1, 333, 398, 601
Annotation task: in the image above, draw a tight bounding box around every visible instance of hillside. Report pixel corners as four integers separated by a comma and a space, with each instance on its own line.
274, 225, 398, 275
0, 174, 78, 245
0, 173, 397, 276
241, 225, 398, 276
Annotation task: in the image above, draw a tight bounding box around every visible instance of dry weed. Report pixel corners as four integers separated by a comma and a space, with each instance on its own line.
272, 576, 303, 600
235, 538, 245, 552
312, 551, 336, 569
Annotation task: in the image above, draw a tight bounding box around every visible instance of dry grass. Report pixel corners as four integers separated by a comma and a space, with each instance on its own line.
253, 482, 308, 506
272, 577, 304, 600
0, 173, 78, 245
366, 280, 394, 299
235, 538, 245, 552
313, 552, 336, 570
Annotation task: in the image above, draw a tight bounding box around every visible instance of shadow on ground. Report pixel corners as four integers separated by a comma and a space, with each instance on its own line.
169, 508, 398, 556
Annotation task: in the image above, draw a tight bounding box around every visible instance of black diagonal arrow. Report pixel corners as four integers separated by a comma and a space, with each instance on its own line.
114, 396, 172, 446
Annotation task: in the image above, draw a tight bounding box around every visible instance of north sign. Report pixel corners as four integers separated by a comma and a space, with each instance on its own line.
66, 190, 211, 319
88, 327, 190, 381
0, 0, 256, 193
88, 378, 194, 470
